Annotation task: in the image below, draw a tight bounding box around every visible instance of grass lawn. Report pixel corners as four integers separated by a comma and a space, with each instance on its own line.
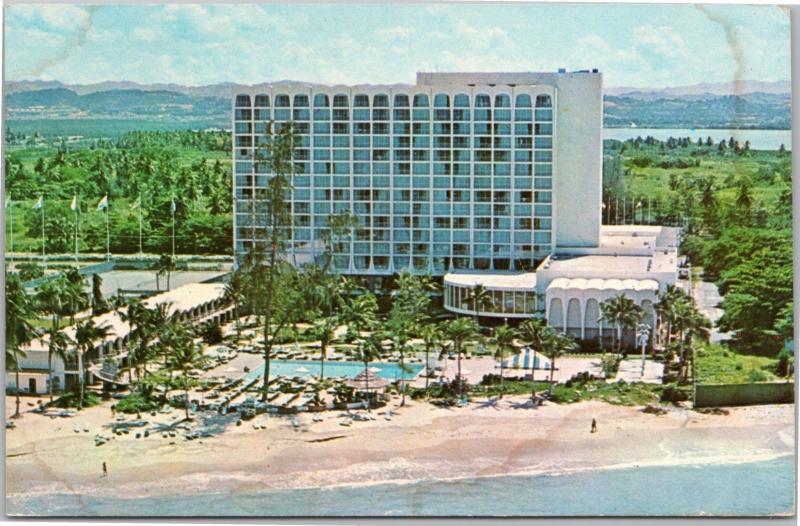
695, 343, 779, 384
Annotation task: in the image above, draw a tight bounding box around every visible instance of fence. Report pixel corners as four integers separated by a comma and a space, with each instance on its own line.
23, 261, 115, 288
694, 382, 795, 408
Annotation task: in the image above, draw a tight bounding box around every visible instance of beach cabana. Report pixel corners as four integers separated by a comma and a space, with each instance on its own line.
345, 369, 390, 391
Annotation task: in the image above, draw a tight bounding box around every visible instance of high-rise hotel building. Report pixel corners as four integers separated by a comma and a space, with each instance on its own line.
232, 71, 603, 275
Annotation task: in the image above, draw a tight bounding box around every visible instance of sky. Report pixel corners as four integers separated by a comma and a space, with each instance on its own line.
4, 3, 791, 88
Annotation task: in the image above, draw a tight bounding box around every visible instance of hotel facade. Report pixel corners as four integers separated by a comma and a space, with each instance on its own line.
232, 71, 679, 334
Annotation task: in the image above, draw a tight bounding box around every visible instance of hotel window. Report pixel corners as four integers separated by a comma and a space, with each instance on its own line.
235, 94, 251, 107
275, 94, 290, 107
535, 95, 552, 108
354, 94, 370, 107
494, 94, 511, 107
413, 94, 429, 120
254, 94, 270, 107
394, 94, 410, 107
293, 94, 309, 107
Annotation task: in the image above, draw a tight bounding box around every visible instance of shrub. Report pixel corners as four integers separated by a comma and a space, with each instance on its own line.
661, 384, 691, 403
776, 348, 794, 377
201, 322, 224, 344
18, 262, 44, 282
115, 393, 159, 414
51, 392, 102, 408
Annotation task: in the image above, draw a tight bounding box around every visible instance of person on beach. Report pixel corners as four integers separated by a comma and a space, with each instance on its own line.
102, 462, 108, 478
591, 418, 598, 434
111, 404, 116, 417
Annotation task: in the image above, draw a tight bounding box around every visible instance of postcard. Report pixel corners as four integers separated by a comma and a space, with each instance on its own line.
3, 2, 794, 517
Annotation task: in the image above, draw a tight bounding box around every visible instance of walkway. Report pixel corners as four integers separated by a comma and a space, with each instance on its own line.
693, 280, 732, 343
613, 358, 664, 384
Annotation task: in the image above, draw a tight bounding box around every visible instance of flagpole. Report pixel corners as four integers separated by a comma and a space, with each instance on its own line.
171, 199, 176, 258
73, 196, 79, 263
8, 199, 13, 268
138, 194, 143, 256
105, 204, 110, 262
41, 199, 47, 272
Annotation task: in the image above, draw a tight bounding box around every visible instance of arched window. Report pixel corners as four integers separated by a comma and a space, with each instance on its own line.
293, 94, 309, 107
494, 94, 511, 107
313, 94, 329, 107
453, 94, 470, 107
254, 94, 270, 107
373, 94, 389, 107
235, 94, 251, 107
536, 95, 552, 108
413, 94, 429, 107
474, 94, 491, 108
394, 94, 409, 107
354, 94, 370, 107
333, 94, 349, 107
275, 94, 290, 107
515, 94, 531, 107
433, 94, 450, 107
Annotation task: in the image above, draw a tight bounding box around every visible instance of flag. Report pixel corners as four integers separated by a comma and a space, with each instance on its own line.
171, 199, 176, 213
636, 201, 643, 209
70, 195, 77, 211
32, 196, 43, 209
96, 195, 108, 210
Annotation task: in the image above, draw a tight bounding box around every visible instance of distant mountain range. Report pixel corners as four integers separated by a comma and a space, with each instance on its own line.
4, 79, 791, 130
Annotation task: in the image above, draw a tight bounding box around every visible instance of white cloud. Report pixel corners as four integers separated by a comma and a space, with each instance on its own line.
376, 26, 415, 41
632, 24, 692, 62
454, 20, 511, 50
131, 27, 158, 43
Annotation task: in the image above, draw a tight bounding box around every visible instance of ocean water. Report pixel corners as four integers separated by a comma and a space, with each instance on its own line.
243, 359, 423, 382
8, 456, 794, 517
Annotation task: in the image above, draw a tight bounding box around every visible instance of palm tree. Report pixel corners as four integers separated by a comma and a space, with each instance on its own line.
655, 285, 685, 349
168, 333, 205, 421
356, 333, 384, 411
119, 297, 149, 387
62, 267, 88, 327
153, 254, 177, 291
49, 330, 75, 400
386, 321, 413, 406
91, 273, 109, 316
443, 317, 481, 400
6, 273, 37, 417
467, 284, 494, 323
340, 293, 378, 339
223, 268, 245, 339
419, 323, 442, 388
684, 308, 711, 382
73, 320, 111, 408
312, 316, 337, 381
492, 325, 519, 398
35, 276, 69, 402
519, 317, 556, 401
600, 295, 644, 353
545, 333, 579, 396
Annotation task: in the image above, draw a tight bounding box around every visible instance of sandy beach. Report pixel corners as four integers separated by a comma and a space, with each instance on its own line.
5, 395, 794, 504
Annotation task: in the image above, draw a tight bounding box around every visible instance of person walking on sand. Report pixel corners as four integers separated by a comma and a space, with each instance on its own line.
591, 418, 598, 434
102, 462, 108, 478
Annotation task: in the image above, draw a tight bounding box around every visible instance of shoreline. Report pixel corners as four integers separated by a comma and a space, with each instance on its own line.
6, 395, 794, 507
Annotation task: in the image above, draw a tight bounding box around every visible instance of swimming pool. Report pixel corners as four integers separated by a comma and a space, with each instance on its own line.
243, 359, 424, 382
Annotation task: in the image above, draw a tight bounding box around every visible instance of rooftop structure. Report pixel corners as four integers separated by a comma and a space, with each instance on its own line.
8, 283, 233, 395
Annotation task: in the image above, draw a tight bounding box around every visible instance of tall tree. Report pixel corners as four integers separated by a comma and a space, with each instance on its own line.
419, 323, 442, 389
443, 317, 481, 400
467, 284, 494, 323
492, 325, 519, 398
519, 317, 556, 401
73, 320, 111, 408
35, 276, 69, 402
6, 273, 38, 417
167, 328, 205, 420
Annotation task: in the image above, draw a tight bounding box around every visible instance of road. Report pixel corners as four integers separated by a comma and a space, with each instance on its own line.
693, 280, 732, 343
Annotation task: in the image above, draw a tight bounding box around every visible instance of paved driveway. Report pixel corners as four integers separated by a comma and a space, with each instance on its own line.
693, 280, 732, 342
613, 358, 664, 384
